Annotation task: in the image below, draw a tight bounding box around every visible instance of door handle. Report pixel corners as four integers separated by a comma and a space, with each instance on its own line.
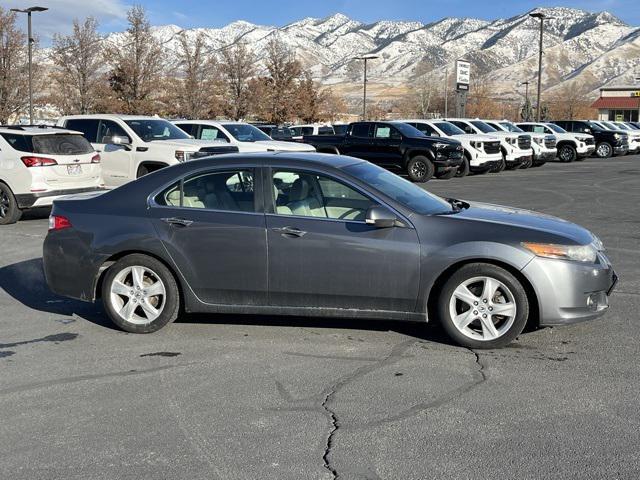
272, 226, 306, 237
161, 217, 193, 227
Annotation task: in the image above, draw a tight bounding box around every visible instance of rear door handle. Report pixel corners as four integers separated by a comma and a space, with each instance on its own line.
162, 217, 193, 227
272, 226, 306, 237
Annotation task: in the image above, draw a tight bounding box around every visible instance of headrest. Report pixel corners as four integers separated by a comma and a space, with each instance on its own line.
289, 178, 309, 202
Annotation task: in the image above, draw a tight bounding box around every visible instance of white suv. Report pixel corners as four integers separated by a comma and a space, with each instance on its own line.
484, 120, 556, 167
444, 118, 533, 170
402, 119, 502, 176
601, 121, 640, 154
173, 120, 316, 153
56, 115, 238, 187
290, 124, 335, 140
517, 122, 595, 162
0, 125, 104, 224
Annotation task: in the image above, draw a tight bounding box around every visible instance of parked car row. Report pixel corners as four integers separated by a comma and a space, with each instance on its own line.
1, 113, 637, 225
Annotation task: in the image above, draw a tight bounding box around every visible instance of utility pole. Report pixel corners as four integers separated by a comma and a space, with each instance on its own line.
521, 80, 530, 120
444, 66, 449, 117
353, 54, 379, 121
10, 6, 49, 125
530, 12, 546, 122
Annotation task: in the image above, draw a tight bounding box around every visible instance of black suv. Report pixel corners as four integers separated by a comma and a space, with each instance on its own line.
551, 120, 628, 158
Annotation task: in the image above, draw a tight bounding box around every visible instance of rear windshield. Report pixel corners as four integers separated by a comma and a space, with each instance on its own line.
1, 133, 94, 154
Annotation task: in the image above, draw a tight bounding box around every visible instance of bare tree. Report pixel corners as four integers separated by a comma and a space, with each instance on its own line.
263, 36, 301, 123
0, 8, 29, 124
546, 83, 596, 120
50, 17, 104, 114
219, 42, 255, 120
103, 6, 165, 114
171, 31, 220, 118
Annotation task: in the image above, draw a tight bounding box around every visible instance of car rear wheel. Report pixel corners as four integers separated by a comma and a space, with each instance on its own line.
558, 144, 577, 162
595, 142, 613, 158
407, 156, 434, 182
0, 183, 22, 225
437, 263, 529, 349
455, 156, 470, 178
102, 254, 180, 333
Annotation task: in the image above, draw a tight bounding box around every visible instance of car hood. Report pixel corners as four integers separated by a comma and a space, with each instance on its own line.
454, 134, 499, 142
446, 201, 594, 245
154, 139, 231, 150
487, 132, 518, 139
255, 140, 316, 152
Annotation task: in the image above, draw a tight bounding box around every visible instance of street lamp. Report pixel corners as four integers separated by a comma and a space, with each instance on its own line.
521, 80, 530, 121
529, 12, 547, 122
353, 54, 379, 120
10, 6, 49, 124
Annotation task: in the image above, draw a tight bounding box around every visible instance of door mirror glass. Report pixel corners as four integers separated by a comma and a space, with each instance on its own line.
103, 134, 130, 146
365, 206, 397, 228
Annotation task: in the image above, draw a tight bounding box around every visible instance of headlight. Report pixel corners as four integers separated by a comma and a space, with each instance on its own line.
433, 143, 449, 149
614, 133, 620, 140
470, 141, 483, 149
507, 137, 517, 145
175, 150, 197, 162
522, 242, 597, 263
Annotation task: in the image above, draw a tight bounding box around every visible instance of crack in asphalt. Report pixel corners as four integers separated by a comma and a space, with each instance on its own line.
321, 390, 339, 479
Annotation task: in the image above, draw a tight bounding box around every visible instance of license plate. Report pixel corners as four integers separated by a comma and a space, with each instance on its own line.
67, 165, 82, 176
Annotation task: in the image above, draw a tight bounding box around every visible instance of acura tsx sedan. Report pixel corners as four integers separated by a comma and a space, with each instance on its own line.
43, 153, 616, 348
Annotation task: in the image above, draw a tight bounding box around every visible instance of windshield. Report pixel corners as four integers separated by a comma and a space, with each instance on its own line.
500, 122, 524, 133
545, 123, 566, 133
615, 123, 630, 130
125, 119, 190, 141
601, 121, 619, 130
470, 121, 497, 133
391, 122, 427, 138
343, 162, 453, 215
586, 121, 605, 131
434, 122, 465, 136
222, 123, 272, 142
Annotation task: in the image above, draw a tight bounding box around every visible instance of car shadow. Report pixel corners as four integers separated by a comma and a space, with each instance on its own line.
0, 258, 456, 346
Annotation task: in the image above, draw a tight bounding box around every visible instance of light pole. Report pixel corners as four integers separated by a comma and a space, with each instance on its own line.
353, 54, 379, 120
521, 80, 530, 120
444, 66, 449, 117
10, 6, 48, 124
530, 12, 546, 122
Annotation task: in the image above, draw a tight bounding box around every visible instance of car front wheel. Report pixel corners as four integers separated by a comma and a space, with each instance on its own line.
102, 254, 180, 333
437, 263, 529, 349
407, 156, 434, 182
595, 142, 613, 158
558, 144, 577, 162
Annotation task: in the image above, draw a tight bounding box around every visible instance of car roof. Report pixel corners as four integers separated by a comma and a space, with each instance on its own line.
59, 114, 163, 121
0, 125, 83, 136
184, 152, 364, 170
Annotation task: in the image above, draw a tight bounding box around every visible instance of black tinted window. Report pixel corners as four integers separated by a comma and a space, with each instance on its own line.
350, 124, 371, 138
98, 121, 130, 144
0, 133, 93, 154
64, 119, 100, 142
175, 123, 196, 136
1, 133, 31, 152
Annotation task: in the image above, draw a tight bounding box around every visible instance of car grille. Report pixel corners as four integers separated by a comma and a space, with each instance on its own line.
484, 141, 501, 154
544, 136, 556, 149
517, 135, 531, 150
584, 137, 595, 146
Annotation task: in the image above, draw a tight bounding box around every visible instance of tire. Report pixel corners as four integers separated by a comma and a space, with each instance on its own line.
406, 155, 434, 183
102, 254, 180, 333
435, 168, 456, 180
595, 142, 613, 158
491, 157, 506, 173
0, 182, 23, 225
437, 263, 529, 349
557, 144, 577, 162
520, 157, 532, 169
455, 156, 470, 178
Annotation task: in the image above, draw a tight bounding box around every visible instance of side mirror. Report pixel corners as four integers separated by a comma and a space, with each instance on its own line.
102, 135, 130, 146
365, 206, 397, 228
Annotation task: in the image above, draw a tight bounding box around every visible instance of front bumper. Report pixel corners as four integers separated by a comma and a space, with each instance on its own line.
577, 145, 595, 157
614, 145, 629, 156
470, 159, 501, 173
433, 156, 463, 171
522, 253, 616, 326
534, 149, 557, 163
15, 187, 107, 209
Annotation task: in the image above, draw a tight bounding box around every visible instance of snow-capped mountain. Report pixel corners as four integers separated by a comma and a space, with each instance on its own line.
107, 7, 640, 100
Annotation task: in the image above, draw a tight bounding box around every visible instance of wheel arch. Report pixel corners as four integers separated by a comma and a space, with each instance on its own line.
403, 148, 434, 167
137, 161, 170, 177
426, 258, 540, 330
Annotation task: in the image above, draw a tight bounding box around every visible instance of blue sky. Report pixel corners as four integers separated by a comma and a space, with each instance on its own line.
4, 0, 639, 40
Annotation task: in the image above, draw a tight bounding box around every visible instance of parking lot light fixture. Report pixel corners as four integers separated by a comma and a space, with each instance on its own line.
529, 12, 548, 122
10, 6, 49, 124
353, 54, 380, 120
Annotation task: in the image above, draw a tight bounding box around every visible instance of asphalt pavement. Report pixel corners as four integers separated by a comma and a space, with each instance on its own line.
1, 155, 639, 479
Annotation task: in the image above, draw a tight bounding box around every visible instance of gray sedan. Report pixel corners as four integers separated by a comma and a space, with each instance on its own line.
43, 153, 616, 348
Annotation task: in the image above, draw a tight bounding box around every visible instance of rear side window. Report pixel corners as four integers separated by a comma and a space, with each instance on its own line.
318, 126, 334, 135
175, 123, 196, 136
64, 119, 100, 142
0, 133, 93, 154
350, 124, 371, 138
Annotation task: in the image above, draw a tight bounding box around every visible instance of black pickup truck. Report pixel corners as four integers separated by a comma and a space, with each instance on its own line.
302, 121, 464, 182
551, 120, 629, 158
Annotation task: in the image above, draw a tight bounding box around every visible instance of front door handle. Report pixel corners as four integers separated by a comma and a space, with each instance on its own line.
272, 226, 306, 237
162, 217, 193, 227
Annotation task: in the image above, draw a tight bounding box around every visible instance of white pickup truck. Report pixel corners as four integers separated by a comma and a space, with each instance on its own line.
517, 122, 594, 162
402, 119, 502, 176
56, 115, 238, 186
484, 120, 556, 167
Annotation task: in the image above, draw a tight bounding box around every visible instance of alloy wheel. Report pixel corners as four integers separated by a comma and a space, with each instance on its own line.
448, 276, 517, 341
597, 143, 612, 158
0, 191, 9, 218
109, 266, 166, 325
411, 161, 427, 179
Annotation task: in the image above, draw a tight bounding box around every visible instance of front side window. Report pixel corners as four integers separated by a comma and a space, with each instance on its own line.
413, 123, 437, 136
124, 119, 190, 142
199, 125, 229, 142
545, 123, 566, 133
156, 170, 255, 212
272, 170, 374, 221
221, 123, 271, 142
350, 123, 371, 138
98, 120, 131, 144
434, 122, 465, 136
